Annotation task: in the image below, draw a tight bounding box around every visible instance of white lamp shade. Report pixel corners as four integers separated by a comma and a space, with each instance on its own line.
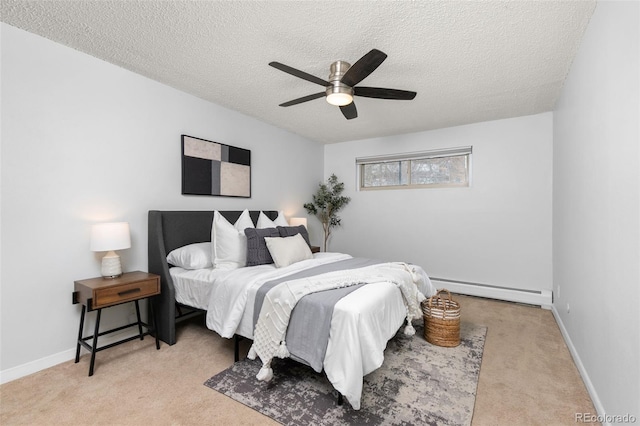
90, 222, 131, 252
289, 217, 308, 228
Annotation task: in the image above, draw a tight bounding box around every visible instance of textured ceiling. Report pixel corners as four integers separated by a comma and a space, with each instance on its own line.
1, 0, 596, 144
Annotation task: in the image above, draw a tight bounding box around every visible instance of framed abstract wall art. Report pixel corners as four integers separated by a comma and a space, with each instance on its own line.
181, 135, 251, 197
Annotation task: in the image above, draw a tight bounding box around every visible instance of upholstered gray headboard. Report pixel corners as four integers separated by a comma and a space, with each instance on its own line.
147, 210, 278, 345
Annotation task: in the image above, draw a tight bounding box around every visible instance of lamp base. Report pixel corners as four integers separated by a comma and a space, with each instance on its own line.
101, 251, 123, 279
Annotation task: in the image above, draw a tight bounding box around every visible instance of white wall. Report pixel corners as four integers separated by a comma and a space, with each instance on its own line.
0, 24, 323, 377
552, 1, 639, 420
324, 113, 553, 297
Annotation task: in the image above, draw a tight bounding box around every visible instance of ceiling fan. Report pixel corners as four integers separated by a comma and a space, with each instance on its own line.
269, 49, 417, 120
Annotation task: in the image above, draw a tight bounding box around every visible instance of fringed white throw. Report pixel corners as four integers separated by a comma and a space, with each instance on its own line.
247, 262, 426, 382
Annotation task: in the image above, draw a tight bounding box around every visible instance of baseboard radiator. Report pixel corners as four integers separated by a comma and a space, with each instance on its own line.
430, 277, 553, 308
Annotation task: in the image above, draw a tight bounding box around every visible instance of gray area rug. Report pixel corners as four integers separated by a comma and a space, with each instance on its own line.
205, 323, 486, 425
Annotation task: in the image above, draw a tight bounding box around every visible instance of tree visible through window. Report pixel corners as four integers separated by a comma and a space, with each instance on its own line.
357, 147, 471, 190
362, 161, 408, 187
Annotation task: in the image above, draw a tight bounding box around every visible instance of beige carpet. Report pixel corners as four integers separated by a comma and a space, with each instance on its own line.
0, 295, 596, 425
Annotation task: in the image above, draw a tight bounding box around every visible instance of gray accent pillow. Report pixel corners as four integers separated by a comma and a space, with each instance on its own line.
245, 227, 280, 266
277, 225, 311, 247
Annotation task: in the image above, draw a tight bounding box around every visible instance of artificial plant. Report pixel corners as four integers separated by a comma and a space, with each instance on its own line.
304, 174, 351, 252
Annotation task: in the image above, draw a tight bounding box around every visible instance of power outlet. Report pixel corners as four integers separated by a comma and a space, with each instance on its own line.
557, 285, 561, 299
566, 303, 571, 314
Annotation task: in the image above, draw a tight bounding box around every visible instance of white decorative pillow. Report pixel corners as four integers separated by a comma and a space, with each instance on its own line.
257, 211, 289, 228
212, 210, 255, 269
166, 242, 212, 270
264, 233, 313, 268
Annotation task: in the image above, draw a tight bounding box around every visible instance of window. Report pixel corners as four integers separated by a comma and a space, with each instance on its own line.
357, 146, 472, 190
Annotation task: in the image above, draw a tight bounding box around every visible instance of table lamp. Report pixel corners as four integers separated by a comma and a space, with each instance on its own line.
90, 222, 131, 278
289, 217, 308, 229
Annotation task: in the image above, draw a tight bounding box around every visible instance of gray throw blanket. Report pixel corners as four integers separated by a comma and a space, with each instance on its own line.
253, 258, 383, 372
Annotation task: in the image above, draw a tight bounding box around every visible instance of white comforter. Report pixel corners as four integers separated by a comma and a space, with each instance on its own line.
204, 252, 436, 410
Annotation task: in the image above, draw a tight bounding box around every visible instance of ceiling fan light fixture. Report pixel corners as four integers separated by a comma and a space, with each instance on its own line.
326, 91, 353, 106
326, 84, 353, 106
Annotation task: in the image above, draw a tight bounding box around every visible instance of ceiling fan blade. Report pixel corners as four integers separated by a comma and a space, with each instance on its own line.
279, 92, 326, 107
269, 62, 329, 86
341, 49, 388, 87
340, 102, 358, 120
354, 86, 417, 100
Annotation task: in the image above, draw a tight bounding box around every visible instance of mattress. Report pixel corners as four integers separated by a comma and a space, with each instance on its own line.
170, 267, 230, 310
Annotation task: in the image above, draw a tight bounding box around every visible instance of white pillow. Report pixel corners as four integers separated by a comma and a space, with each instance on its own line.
166, 242, 212, 270
257, 211, 289, 228
264, 233, 313, 268
211, 210, 255, 269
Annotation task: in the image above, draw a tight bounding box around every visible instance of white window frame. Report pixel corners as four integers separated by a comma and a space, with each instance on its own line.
356, 146, 472, 191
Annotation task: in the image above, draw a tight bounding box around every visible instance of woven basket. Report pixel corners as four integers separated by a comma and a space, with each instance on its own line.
421, 289, 461, 347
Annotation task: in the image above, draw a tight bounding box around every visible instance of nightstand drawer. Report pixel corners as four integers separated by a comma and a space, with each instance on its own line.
74, 271, 160, 310
93, 279, 159, 309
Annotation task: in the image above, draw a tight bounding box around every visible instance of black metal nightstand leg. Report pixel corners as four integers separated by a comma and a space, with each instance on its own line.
88, 309, 102, 376
134, 300, 144, 340
75, 305, 86, 363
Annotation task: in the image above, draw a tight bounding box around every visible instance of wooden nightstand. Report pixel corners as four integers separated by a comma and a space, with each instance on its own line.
311, 246, 320, 253
72, 271, 161, 376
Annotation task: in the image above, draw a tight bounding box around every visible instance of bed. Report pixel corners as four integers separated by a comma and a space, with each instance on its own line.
148, 209, 435, 409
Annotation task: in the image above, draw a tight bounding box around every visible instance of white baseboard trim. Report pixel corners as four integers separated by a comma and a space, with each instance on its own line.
0, 347, 76, 385
0, 328, 140, 385
551, 305, 608, 425
431, 278, 553, 308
